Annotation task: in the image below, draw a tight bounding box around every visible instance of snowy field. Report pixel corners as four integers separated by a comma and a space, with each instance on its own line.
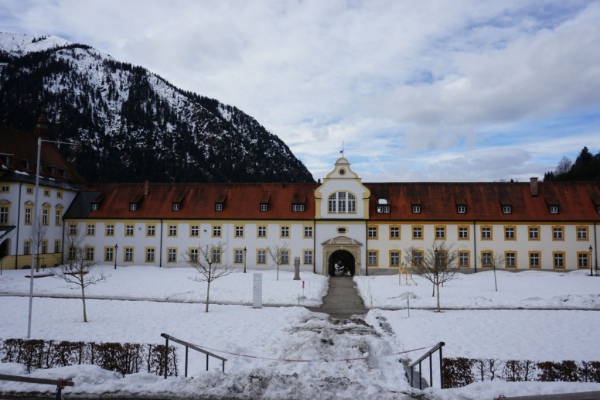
0, 266, 328, 307
356, 269, 600, 309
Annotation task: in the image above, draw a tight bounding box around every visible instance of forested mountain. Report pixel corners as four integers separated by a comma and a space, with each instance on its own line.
0, 33, 314, 183
544, 147, 600, 182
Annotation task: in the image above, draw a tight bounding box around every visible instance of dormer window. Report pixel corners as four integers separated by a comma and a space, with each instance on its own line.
91, 204, 99, 211
260, 204, 268, 212
412, 206, 421, 214
215, 203, 223, 212
3, 156, 10, 165
172, 203, 181, 211
38, 164, 43, 173
22, 160, 31, 169
376, 205, 390, 214
59, 168, 67, 177
502, 206, 512, 214
49, 166, 56, 175
597, 206, 600, 214
292, 204, 305, 212
130, 203, 137, 211
549, 206, 558, 214
457, 206, 466, 214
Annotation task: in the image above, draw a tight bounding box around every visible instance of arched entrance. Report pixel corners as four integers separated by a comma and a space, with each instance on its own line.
321, 236, 363, 276
0, 238, 8, 259
328, 250, 355, 277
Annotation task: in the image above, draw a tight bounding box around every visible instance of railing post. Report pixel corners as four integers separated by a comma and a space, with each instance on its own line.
185, 346, 188, 378
429, 353, 432, 388
439, 344, 444, 389
164, 337, 169, 380
222, 360, 225, 373
419, 360, 422, 389
206, 353, 209, 371
410, 366, 413, 387
55, 385, 61, 400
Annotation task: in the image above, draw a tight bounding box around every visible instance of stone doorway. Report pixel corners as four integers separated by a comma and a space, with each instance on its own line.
321, 236, 363, 276
328, 250, 355, 277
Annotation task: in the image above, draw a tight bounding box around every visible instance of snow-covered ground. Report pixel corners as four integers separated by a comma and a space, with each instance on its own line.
0, 266, 328, 307
355, 269, 600, 309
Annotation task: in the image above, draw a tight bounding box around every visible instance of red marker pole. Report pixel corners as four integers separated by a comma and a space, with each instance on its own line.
302, 281, 305, 297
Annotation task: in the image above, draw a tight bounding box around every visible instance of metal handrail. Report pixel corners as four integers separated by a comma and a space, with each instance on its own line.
161, 333, 227, 378
0, 373, 74, 400
405, 341, 445, 390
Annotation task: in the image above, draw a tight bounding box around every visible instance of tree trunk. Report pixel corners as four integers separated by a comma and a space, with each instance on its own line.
436, 283, 441, 312
432, 283, 435, 297
81, 284, 87, 322
35, 253, 40, 272
494, 268, 498, 291
205, 279, 211, 312
277, 263, 279, 281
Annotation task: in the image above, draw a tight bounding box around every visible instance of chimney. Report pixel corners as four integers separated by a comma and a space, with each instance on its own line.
33, 113, 50, 140
530, 177, 538, 196
144, 180, 150, 196
318, 178, 321, 185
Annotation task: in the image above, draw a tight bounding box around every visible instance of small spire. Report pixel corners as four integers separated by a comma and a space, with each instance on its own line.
33, 111, 50, 140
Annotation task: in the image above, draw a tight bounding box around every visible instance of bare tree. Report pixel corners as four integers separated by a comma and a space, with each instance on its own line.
555, 156, 573, 176
266, 242, 289, 281
479, 252, 505, 292
55, 232, 108, 322
405, 241, 459, 312
28, 219, 47, 272
183, 242, 236, 312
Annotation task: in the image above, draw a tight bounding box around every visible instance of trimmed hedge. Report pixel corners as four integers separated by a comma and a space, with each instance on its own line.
442, 358, 600, 388
0, 339, 178, 377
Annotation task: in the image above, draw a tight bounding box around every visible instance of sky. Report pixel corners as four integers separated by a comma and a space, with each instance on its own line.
1, 0, 600, 182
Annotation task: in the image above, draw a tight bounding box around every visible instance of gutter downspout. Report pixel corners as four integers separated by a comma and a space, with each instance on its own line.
15, 182, 23, 269
595, 222, 598, 273
473, 221, 477, 273
159, 219, 163, 268
313, 220, 316, 274
365, 221, 368, 276
61, 220, 65, 265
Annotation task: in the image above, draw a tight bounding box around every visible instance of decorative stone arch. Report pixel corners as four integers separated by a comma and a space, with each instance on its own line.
321, 236, 363, 276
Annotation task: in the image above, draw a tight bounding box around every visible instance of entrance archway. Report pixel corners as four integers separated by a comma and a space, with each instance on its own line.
328, 250, 355, 277
0, 238, 8, 259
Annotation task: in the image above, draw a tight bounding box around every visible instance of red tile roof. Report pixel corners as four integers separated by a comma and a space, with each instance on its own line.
82, 182, 318, 220
367, 182, 600, 222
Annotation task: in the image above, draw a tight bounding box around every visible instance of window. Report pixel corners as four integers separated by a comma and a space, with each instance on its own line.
281, 226, 290, 238
57, 192, 62, 199
376, 205, 390, 213
190, 226, 199, 237
55, 210, 61, 226
502, 206, 512, 214
529, 252, 540, 268
553, 227, 563, 240
68, 246, 75, 260
506, 252, 516, 268
60, 169, 67, 177
147, 225, 156, 236
549, 206, 558, 214
598, 205, 600, 214
215, 203, 223, 212
258, 226, 267, 237
105, 247, 114, 261
304, 250, 313, 265
390, 251, 400, 267
481, 227, 492, 240
169, 225, 177, 236
368, 226, 377, 239
505, 227, 515, 240
328, 192, 355, 213
106, 224, 114, 236
26, 187, 33, 195
212, 248, 221, 263
125, 248, 133, 262
213, 225, 221, 237
280, 250, 290, 265
413, 251, 423, 267
553, 252, 564, 269
458, 227, 469, 240
292, 204, 305, 212
25, 208, 31, 225
41, 241, 47, 254
42, 209, 48, 225
257, 250, 266, 264
337, 227, 347, 234
85, 247, 94, 261
87, 224, 95, 236
50, 167, 56, 175
235, 226, 244, 237
435, 226, 445, 240
260, 204, 268, 212
1, 185, 9, 192
190, 249, 198, 262
578, 227, 588, 240
44, 190, 50, 197
130, 203, 137, 211
172, 203, 180, 211
146, 248, 155, 262
529, 227, 539, 240
38, 164, 43, 173
459, 252, 469, 267
413, 226, 422, 239
482, 252, 492, 267
579, 253, 589, 269
168, 249, 177, 263
457, 206, 466, 214
69, 224, 77, 235
390, 227, 400, 239
24, 241, 31, 255
54, 239, 60, 253
304, 226, 313, 238
24, 161, 31, 170
412, 205, 421, 214
368, 251, 378, 266
126, 225, 134, 236
2, 156, 9, 165
235, 249, 243, 264
0, 207, 8, 224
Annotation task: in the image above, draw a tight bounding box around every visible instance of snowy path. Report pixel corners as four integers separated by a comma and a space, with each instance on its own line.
307, 276, 368, 318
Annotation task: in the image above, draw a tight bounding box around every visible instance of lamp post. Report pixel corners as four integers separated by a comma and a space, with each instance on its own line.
243, 247, 247, 273
115, 244, 118, 270
590, 245, 594, 277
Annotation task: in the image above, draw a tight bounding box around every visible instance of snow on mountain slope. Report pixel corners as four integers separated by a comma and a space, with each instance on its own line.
0, 32, 71, 57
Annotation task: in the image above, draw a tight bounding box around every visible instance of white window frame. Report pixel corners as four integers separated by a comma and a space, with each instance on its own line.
130, 203, 137, 211
280, 250, 289, 265
147, 248, 155, 262
257, 250, 266, 264
368, 226, 377, 238
69, 224, 77, 235
258, 226, 266, 237
482, 227, 491, 239
579, 253, 588, 268
436, 227, 445, 239
213, 226, 221, 237
506, 253, 515, 267
190, 249, 199, 262
235, 249, 243, 263
215, 203, 223, 212
126, 225, 134, 236
191, 226, 199, 237
304, 226, 313, 238
459, 252, 469, 267
260, 204, 268, 212
578, 228, 587, 240
390, 227, 399, 239
502, 206, 512, 214
106, 225, 114, 236
172, 203, 180, 211
292, 204, 305, 212
147, 225, 156, 236
91, 204, 99, 211
168, 248, 177, 263
457, 206, 466, 214
505, 227, 515, 239
85, 247, 94, 261
368, 251, 377, 266
169, 226, 177, 236
459, 227, 468, 239
390, 251, 400, 266
530, 253, 540, 268
412, 205, 421, 214
125, 248, 133, 261
235, 226, 244, 237
553, 227, 563, 240
87, 224, 95, 235
529, 227, 539, 239
549, 206, 558, 214
105, 247, 114, 261
482, 252, 492, 267
281, 226, 290, 238
413, 226, 422, 239
304, 250, 313, 264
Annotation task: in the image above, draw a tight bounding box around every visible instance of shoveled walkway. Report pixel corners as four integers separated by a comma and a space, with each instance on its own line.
307, 276, 368, 319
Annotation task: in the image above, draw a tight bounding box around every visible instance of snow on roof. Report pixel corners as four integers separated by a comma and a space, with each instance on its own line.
378, 199, 387, 204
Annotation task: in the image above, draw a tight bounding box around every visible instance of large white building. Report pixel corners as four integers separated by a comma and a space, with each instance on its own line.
1, 121, 599, 274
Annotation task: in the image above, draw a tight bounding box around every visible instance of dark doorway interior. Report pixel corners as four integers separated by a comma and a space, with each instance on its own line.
0, 239, 8, 259
328, 250, 355, 277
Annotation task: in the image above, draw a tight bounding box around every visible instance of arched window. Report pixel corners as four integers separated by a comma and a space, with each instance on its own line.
328, 192, 356, 214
